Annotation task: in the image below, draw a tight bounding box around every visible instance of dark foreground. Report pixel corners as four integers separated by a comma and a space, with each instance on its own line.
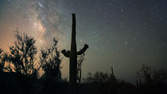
0, 72, 166, 94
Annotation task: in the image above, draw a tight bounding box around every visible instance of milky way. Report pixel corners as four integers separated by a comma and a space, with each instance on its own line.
0, 0, 70, 78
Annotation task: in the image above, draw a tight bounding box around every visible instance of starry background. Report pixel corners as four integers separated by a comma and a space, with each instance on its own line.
0, 0, 167, 83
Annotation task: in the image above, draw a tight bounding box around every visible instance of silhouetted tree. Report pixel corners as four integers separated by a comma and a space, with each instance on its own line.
84, 66, 117, 83
77, 54, 85, 83
137, 64, 152, 85
39, 38, 61, 81
6, 32, 37, 79
82, 66, 122, 94
137, 64, 167, 87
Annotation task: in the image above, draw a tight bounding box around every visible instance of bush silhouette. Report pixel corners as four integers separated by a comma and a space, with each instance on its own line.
39, 38, 61, 81
137, 64, 167, 87
5, 32, 37, 79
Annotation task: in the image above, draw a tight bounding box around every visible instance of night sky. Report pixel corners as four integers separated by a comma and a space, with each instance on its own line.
0, 0, 167, 83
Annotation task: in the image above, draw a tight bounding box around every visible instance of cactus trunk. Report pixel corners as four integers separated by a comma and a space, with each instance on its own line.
70, 14, 77, 85
61, 13, 88, 86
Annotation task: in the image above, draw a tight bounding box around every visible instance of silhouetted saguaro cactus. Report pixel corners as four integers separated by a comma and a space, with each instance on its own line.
62, 13, 89, 85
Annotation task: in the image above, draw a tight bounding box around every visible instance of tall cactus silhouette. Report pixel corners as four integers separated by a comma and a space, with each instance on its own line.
62, 13, 89, 85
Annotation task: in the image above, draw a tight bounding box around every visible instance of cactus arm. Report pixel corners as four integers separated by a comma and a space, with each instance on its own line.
77, 44, 89, 55
61, 49, 70, 57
